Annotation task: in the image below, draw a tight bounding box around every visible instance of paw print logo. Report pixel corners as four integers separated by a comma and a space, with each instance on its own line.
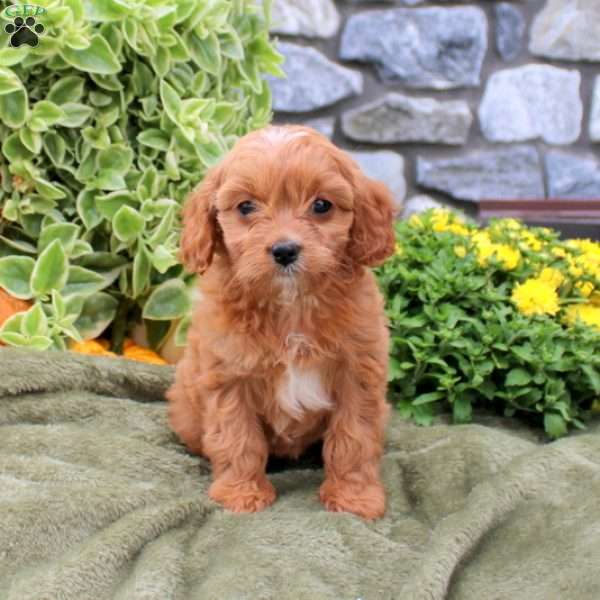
4, 16, 44, 48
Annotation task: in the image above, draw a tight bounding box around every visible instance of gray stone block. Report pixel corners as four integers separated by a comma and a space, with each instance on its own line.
590, 77, 600, 143
478, 65, 582, 145
545, 151, 600, 199
341, 93, 472, 145
530, 0, 600, 61
269, 0, 340, 39
401, 195, 447, 219
417, 146, 544, 201
349, 151, 406, 213
495, 3, 525, 61
339, 7, 487, 89
268, 43, 363, 113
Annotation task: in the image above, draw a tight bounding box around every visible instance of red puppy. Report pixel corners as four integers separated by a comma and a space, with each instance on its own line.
167, 125, 395, 520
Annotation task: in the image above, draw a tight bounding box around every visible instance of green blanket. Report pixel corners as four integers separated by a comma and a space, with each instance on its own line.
1, 348, 599, 600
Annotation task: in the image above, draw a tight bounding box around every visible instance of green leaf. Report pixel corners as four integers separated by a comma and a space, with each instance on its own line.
174, 315, 191, 346
0, 47, 29, 68
19, 127, 42, 153
151, 245, 177, 274
187, 32, 221, 75
112, 205, 145, 242
159, 80, 181, 125
143, 279, 191, 320
30, 239, 69, 296
413, 391, 445, 406
0, 88, 28, 128
60, 34, 121, 74
76, 190, 102, 230
505, 368, 531, 387
452, 396, 472, 424
544, 413, 567, 439
38, 223, 80, 254
581, 364, 600, 395
21, 303, 48, 337
0, 331, 52, 350
62, 266, 108, 296
43, 132, 67, 165
95, 191, 136, 219
0, 256, 35, 299
97, 144, 133, 175
47, 75, 85, 104
132, 244, 151, 298
74, 292, 118, 340
31, 101, 65, 127
137, 129, 170, 151
34, 178, 66, 200
57, 102, 94, 127
0, 67, 22, 95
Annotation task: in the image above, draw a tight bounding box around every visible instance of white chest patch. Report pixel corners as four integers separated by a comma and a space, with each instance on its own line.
276, 365, 332, 419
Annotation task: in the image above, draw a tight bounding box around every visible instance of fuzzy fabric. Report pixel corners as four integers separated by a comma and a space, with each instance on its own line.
1, 348, 599, 600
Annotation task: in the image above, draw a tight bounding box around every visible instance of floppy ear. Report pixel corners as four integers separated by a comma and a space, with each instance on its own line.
347, 174, 396, 267
180, 166, 222, 274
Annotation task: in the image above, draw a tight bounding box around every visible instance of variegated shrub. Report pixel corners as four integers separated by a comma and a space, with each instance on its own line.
0, 0, 282, 351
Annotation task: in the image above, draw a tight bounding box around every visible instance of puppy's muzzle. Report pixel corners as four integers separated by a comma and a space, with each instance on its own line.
271, 241, 301, 267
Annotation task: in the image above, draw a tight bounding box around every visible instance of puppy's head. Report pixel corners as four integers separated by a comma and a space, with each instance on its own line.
180, 125, 395, 292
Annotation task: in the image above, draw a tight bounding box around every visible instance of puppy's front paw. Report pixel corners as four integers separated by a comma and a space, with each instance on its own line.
209, 477, 276, 513
319, 478, 385, 520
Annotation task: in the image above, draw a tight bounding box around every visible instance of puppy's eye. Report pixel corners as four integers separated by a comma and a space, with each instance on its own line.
312, 198, 332, 214
237, 200, 256, 216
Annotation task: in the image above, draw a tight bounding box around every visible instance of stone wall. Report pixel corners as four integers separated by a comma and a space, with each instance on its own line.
266, 0, 600, 221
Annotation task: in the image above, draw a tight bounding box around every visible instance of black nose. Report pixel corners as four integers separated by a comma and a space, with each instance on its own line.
271, 241, 301, 266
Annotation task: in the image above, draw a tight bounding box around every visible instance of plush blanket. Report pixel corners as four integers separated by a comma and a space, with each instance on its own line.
0, 348, 599, 600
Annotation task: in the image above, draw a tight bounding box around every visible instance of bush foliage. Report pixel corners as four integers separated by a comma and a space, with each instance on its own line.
377, 210, 600, 438
0, 0, 281, 351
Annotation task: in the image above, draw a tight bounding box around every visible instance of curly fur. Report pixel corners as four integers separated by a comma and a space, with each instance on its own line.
167, 125, 396, 520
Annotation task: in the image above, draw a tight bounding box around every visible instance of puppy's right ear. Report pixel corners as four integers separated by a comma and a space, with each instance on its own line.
180, 166, 222, 274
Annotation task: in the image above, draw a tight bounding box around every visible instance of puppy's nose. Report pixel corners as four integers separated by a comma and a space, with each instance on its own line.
271, 241, 301, 266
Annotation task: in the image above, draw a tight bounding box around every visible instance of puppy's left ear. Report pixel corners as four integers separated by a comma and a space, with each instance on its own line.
347, 175, 396, 267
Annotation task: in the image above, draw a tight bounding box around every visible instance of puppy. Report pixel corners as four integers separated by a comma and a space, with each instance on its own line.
167, 125, 395, 520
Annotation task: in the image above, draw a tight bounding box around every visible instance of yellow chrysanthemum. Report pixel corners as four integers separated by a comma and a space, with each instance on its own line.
474, 234, 520, 270
564, 304, 600, 331
575, 281, 594, 297
519, 230, 543, 252
538, 267, 564, 289
431, 210, 469, 236
454, 245, 467, 258
409, 214, 423, 229
551, 246, 568, 259
395, 243, 404, 256
511, 278, 560, 316
501, 218, 522, 231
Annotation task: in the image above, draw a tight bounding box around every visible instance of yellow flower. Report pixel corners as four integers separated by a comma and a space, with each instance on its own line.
473, 232, 520, 270
511, 278, 560, 316
395, 243, 404, 256
551, 246, 568, 259
538, 267, 564, 289
519, 230, 543, 252
494, 244, 521, 270
409, 214, 423, 229
575, 281, 594, 297
501, 218, 522, 231
431, 210, 469, 236
564, 304, 600, 331
454, 245, 467, 258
